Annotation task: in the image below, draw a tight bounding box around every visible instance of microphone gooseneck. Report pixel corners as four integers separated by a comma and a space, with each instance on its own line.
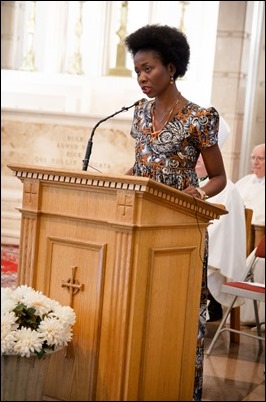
82, 99, 146, 171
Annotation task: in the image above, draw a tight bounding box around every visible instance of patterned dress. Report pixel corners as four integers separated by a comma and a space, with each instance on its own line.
130, 98, 219, 401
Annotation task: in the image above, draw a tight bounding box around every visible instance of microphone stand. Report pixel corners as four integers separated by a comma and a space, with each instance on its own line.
82, 101, 138, 171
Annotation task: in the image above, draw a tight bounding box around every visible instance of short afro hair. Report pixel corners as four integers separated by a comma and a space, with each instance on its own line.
125, 24, 190, 79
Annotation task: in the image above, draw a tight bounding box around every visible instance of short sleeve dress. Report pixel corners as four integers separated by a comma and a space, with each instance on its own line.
130, 98, 219, 401
130, 98, 219, 189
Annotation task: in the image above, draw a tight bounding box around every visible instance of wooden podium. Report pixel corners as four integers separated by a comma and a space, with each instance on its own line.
8, 163, 227, 401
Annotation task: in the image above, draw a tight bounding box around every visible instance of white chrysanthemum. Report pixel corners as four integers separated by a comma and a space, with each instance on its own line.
1, 311, 18, 332
1, 288, 17, 314
1, 331, 17, 354
13, 327, 44, 358
49, 304, 76, 326
12, 285, 35, 303
1, 286, 76, 358
20, 292, 52, 317
1, 287, 13, 299
38, 317, 73, 349
1, 298, 16, 314
13, 285, 49, 313
1, 312, 18, 354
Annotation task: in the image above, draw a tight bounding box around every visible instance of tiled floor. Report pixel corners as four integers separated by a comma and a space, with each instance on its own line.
202, 322, 265, 401
43, 323, 264, 401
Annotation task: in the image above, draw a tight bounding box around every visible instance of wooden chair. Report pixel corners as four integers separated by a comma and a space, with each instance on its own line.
253, 223, 265, 253
245, 208, 254, 257
206, 235, 265, 356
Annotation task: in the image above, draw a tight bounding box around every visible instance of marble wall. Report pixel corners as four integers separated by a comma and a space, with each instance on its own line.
1, 110, 135, 244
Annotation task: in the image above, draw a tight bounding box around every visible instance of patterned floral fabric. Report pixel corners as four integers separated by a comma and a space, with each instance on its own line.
131, 99, 218, 190
130, 98, 218, 401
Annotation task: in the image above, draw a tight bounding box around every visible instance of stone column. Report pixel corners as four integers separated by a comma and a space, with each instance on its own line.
211, 1, 264, 181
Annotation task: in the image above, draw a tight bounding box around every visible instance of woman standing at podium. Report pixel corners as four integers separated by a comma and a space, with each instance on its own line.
125, 24, 226, 401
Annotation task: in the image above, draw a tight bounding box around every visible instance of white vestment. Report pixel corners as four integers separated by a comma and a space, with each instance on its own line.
200, 178, 246, 306
235, 173, 265, 225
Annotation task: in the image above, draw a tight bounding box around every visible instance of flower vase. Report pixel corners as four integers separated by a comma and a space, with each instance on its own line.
1, 352, 53, 401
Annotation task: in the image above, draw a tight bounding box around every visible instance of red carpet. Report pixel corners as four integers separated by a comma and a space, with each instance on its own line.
1, 244, 19, 288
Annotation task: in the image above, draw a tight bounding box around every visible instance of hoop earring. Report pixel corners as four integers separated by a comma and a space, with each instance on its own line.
170, 75, 174, 85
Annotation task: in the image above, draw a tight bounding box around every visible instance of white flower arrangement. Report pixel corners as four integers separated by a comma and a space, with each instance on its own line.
1, 285, 76, 359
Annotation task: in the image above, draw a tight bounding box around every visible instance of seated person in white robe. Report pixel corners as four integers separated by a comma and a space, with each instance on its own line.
196, 118, 246, 321
235, 143, 265, 225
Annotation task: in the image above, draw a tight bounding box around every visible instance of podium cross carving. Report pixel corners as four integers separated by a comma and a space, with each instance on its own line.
61, 265, 84, 359
24, 182, 37, 203
62, 265, 84, 306
118, 194, 133, 216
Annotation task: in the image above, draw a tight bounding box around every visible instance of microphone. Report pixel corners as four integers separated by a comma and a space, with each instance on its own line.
82, 99, 146, 171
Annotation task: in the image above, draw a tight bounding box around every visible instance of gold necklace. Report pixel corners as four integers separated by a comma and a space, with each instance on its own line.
152, 98, 179, 134
154, 98, 179, 124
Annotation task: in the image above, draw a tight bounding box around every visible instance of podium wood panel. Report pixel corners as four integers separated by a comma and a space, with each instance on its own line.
8, 163, 227, 401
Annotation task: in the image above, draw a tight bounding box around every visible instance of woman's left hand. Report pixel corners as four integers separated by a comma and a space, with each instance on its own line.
183, 186, 201, 198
